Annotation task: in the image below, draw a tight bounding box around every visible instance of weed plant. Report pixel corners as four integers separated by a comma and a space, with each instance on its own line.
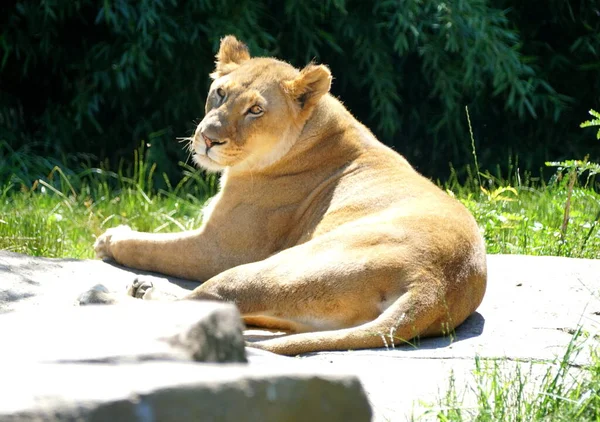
420, 326, 600, 421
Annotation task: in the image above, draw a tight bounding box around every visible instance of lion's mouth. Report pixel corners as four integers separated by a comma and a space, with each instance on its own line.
192, 133, 221, 160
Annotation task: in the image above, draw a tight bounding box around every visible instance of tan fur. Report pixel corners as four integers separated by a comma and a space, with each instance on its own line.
94, 36, 487, 355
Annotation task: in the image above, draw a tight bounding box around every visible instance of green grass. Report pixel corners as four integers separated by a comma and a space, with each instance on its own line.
452, 180, 600, 259
0, 150, 218, 258
2, 154, 598, 259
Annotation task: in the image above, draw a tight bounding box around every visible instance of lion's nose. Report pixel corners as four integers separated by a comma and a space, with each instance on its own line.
201, 131, 225, 150
202, 132, 215, 149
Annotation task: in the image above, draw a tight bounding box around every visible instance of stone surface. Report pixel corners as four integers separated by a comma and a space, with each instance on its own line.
1, 250, 600, 421
0, 362, 372, 422
0, 301, 247, 364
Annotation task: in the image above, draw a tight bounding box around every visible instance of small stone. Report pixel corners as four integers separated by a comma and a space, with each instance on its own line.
78, 283, 117, 305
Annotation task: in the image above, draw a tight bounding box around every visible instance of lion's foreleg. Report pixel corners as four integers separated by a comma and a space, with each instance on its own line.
94, 226, 220, 280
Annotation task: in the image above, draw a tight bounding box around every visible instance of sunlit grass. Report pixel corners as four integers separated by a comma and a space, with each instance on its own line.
1, 155, 599, 259
0, 148, 217, 258
453, 183, 600, 259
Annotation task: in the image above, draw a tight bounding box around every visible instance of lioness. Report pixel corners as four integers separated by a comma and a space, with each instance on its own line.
94, 36, 487, 356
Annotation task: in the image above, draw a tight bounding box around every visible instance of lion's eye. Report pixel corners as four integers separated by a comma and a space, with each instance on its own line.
248, 105, 263, 115
216, 87, 226, 99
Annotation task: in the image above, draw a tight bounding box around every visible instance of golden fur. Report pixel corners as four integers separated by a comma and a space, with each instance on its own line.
94, 36, 487, 355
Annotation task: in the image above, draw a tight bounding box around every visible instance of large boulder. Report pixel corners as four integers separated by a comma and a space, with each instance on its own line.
0, 361, 371, 422
0, 301, 247, 364
0, 250, 372, 421
0, 362, 371, 422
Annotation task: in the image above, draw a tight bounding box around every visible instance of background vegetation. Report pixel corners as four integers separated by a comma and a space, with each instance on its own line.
1, 0, 599, 188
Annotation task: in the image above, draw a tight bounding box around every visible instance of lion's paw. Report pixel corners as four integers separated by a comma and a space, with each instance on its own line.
94, 225, 132, 260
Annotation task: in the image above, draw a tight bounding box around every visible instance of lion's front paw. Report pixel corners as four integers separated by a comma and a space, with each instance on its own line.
94, 225, 133, 260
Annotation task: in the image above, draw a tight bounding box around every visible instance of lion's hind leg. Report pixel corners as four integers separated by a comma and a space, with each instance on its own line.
184, 229, 473, 355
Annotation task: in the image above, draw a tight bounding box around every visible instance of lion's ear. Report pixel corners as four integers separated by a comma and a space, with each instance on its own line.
283, 64, 332, 110
211, 35, 251, 79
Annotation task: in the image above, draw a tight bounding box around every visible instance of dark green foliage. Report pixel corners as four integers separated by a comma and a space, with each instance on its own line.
0, 0, 599, 185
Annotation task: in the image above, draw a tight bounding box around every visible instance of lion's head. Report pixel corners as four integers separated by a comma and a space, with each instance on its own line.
190, 36, 332, 173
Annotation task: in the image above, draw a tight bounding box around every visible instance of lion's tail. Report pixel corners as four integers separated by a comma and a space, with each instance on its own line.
248, 290, 461, 356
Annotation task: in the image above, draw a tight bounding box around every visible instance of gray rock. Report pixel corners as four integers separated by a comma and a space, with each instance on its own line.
0, 301, 247, 364
77, 283, 117, 304
0, 251, 372, 420
0, 362, 372, 422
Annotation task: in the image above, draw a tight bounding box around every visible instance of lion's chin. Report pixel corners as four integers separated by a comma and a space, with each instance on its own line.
193, 154, 227, 173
